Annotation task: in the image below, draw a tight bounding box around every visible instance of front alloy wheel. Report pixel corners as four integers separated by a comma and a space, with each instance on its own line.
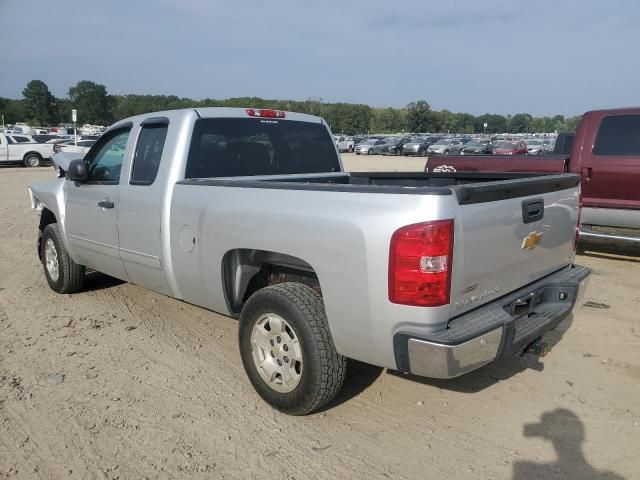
44, 238, 60, 282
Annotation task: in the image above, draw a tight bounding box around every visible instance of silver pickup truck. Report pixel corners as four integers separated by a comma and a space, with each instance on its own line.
29, 107, 590, 415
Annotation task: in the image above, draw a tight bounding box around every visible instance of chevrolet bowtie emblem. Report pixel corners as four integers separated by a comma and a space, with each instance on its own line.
522, 231, 542, 250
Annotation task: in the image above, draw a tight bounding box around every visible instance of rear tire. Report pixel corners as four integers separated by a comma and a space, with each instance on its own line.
41, 224, 85, 294
239, 282, 347, 415
368, 148, 373, 155
24, 153, 42, 167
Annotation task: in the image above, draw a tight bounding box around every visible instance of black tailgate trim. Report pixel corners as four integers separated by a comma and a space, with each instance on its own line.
452, 174, 580, 205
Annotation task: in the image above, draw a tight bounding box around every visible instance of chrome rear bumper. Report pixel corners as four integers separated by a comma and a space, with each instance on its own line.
394, 265, 591, 379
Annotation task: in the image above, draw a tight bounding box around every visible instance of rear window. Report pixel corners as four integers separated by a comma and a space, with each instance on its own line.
593, 115, 640, 156
185, 118, 340, 178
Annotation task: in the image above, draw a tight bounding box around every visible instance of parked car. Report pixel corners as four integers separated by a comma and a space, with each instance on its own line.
460, 140, 492, 155
53, 139, 97, 155
30, 107, 589, 415
354, 138, 388, 155
526, 139, 546, 155
334, 135, 354, 153
493, 140, 528, 155
426, 138, 463, 155
0, 132, 54, 167
424, 107, 640, 246
402, 136, 440, 156
381, 137, 411, 155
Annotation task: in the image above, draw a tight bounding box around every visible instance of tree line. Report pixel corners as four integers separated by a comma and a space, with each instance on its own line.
0, 80, 582, 134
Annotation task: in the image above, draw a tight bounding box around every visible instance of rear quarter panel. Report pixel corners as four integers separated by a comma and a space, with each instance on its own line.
169, 184, 456, 369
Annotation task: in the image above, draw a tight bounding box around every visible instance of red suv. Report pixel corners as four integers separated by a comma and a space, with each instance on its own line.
493, 140, 527, 155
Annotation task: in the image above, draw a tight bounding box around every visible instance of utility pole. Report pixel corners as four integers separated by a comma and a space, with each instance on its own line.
1, 114, 5, 133
72, 109, 77, 146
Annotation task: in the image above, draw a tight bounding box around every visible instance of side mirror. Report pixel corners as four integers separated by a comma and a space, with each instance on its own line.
66, 159, 88, 182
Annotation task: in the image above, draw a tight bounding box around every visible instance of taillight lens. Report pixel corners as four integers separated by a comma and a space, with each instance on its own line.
245, 108, 286, 118
389, 220, 454, 307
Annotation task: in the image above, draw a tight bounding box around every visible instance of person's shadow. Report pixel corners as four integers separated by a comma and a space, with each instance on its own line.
513, 409, 625, 479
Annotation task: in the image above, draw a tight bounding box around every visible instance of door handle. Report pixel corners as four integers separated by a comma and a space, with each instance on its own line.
581, 167, 592, 180
98, 200, 114, 209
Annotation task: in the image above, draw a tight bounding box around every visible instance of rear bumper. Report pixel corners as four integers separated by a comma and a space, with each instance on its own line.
579, 225, 640, 247
393, 265, 591, 379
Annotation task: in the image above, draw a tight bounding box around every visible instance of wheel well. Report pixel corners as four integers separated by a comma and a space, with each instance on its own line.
39, 208, 57, 231
24, 151, 43, 159
37, 208, 57, 259
222, 249, 320, 316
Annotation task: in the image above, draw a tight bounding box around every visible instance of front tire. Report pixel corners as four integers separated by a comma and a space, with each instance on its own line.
41, 224, 85, 294
24, 153, 42, 167
368, 148, 373, 155
239, 283, 347, 415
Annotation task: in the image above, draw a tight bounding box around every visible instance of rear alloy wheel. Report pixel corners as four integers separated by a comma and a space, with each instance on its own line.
250, 313, 303, 393
24, 153, 42, 167
239, 283, 347, 415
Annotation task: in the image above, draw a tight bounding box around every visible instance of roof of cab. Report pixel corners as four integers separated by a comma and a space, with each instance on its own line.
106, 107, 325, 134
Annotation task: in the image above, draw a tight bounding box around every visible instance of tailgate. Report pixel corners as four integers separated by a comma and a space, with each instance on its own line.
448, 174, 580, 316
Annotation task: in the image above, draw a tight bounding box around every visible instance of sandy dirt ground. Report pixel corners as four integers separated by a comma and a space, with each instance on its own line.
0, 160, 638, 479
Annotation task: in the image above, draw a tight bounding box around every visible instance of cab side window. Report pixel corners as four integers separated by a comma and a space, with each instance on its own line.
593, 115, 640, 156
86, 128, 131, 183
131, 123, 168, 186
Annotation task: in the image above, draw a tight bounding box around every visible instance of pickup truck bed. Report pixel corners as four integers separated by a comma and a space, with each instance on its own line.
29, 107, 590, 415
424, 107, 640, 246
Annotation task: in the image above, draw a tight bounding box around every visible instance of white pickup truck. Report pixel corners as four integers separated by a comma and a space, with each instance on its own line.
30, 107, 590, 415
334, 135, 354, 152
0, 132, 54, 167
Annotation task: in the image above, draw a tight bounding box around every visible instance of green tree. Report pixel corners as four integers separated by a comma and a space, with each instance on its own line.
450, 112, 476, 133
406, 100, 436, 132
68, 80, 114, 124
22, 80, 57, 125
475, 114, 507, 134
370, 107, 405, 133
510, 113, 533, 133
435, 110, 454, 133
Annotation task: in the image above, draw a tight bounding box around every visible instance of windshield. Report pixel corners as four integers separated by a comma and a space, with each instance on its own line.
496, 141, 517, 149
434, 139, 449, 145
465, 141, 481, 148
527, 140, 542, 145
185, 118, 340, 178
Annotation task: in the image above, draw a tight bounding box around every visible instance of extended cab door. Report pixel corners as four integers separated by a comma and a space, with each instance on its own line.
580, 113, 640, 226
64, 126, 132, 279
117, 118, 172, 295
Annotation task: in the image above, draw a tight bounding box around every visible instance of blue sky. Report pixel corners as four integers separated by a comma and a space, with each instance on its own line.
0, 0, 638, 116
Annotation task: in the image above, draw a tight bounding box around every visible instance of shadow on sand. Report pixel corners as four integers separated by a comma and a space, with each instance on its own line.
512, 408, 625, 479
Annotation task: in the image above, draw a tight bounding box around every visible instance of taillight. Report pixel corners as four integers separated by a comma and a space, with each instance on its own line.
245, 108, 286, 118
389, 220, 454, 307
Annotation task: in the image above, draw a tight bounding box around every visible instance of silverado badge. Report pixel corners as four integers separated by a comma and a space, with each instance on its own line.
522, 231, 542, 250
